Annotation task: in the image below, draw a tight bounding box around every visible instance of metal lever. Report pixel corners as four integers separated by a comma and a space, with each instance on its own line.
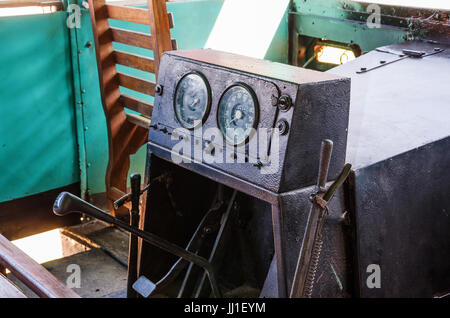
316, 139, 333, 193
53, 192, 221, 297
290, 140, 353, 298
114, 183, 150, 209
127, 173, 141, 298
290, 140, 333, 298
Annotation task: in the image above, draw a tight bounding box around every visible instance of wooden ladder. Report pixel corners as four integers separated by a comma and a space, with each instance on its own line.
88, 0, 176, 215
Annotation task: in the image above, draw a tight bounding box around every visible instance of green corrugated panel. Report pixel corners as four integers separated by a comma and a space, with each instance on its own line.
0, 12, 79, 202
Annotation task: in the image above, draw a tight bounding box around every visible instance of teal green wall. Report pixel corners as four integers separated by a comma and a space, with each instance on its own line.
0, 12, 79, 202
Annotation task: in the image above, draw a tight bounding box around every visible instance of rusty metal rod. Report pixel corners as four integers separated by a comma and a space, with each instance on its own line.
289, 139, 334, 298
114, 183, 150, 209
323, 163, 352, 202
127, 173, 141, 298
317, 139, 333, 192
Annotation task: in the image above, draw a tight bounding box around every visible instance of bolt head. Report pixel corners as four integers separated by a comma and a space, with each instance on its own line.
278, 95, 292, 112
155, 85, 163, 95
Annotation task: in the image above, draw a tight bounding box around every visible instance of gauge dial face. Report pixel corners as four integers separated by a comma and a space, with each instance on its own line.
218, 84, 258, 145
174, 72, 211, 129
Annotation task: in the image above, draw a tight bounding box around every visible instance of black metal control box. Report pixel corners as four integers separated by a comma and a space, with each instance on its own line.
149, 49, 350, 193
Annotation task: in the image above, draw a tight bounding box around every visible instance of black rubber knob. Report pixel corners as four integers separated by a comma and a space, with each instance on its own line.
53, 192, 115, 224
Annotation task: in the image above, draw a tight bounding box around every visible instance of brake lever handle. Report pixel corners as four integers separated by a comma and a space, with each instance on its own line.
53, 191, 115, 224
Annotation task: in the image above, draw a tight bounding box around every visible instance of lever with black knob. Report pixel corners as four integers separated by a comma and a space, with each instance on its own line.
52, 191, 221, 297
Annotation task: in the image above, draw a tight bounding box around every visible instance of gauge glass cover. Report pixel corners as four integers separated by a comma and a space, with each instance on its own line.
218, 85, 258, 145
174, 73, 210, 129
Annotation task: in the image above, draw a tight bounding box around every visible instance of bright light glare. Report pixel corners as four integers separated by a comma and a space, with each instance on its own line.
12, 229, 64, 264
205, 0, 289, 59
316, 46, 356, 65
0, 5, 56, 17
355, 0, 450, 10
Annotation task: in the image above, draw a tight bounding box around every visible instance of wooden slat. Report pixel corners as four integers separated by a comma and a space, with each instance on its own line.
118, 72, 156, 95
110, 186, 127, 201
105, 4, 174, 29
171, 39, 178, 50
114, 50, 155, 73
126, 113, 151, 128
0, 234, 80, 298
0, 274, 26, 298
168, 12, 174, 28
120, 93, 153, 117
110, 27, 153, 50
106, 4, 150, 25
148, 0, 174, 79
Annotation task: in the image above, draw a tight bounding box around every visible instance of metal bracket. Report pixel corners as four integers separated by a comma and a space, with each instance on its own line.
357, 48, 445, 74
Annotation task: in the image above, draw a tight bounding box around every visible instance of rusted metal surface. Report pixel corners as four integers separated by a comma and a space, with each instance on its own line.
126, 173, 141, 298
342, 2, 450, 43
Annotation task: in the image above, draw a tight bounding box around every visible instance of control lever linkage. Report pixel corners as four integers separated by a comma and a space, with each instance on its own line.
53, 191, 222, 297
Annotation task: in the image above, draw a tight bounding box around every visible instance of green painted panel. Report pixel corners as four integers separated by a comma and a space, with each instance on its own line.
69, 5, 107, 199
291, 12, 406, 52
0, 12, 79, 202
291, 0, 408, 52
264, 8, 290, 63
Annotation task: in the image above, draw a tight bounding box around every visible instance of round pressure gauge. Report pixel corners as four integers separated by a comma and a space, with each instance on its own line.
217, 84, 259, 145
174, 72, 211, 129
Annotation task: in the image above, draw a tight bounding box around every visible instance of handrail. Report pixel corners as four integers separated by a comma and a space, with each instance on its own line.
0, 233, 80, 298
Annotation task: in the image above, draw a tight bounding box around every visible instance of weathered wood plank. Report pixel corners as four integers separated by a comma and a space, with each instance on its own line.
106, 4, 174, 29
118, 72, 156, 95
106, 4, 150, 25
114, 50, 155, 73
0, 234, 80, 298
168, 12, 174, 28
147, 0, 174, 79
126, 113, 151, 128
120, 93, 153, 117
0, 274, 27, 298
110, 27, 153, 50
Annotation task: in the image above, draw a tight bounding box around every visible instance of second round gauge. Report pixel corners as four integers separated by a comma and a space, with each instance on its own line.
174, 72, 211, 129
217, 84, 259, 145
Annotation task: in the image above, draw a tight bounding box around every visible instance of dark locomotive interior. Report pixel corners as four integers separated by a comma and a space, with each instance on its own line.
0, 0, 449, 300
139, 156, 274, 297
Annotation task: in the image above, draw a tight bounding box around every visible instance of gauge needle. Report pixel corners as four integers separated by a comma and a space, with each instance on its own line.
190, 98, 199, 108
228, 110, 243, 126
